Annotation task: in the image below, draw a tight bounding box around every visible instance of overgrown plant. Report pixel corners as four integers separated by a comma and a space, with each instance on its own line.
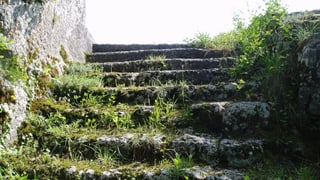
147, 54, 167, 69
149, 97, 176, 127
185, 31, 238, 51
167, 153, 194, 179
54, 63, 103, 103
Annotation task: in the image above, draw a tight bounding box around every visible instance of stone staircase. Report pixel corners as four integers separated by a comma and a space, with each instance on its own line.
18, 44, 271, 179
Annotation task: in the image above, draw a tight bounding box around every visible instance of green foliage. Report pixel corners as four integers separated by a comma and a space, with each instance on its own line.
102, 106, 133, 129
298, 166, 317, 180
147, 54, 166, 61
54, 63, 103, 101
231, 0, 292, 80
167, 153, 193, 179
147, 54, 167, 69
0, 166, 29, 180
60, 45, 69, 64
149, 97, 176, 127
185, 31, 238, 50
0, 33, 27, 82
230, 0, 320, 136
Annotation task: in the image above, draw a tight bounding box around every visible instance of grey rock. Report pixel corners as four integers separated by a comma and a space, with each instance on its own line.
0, 0, 92, 145
308, 90, 320, 116
84, 169, 95, 179
2, 80, 28, 145
298, 31, 320, 117
223, 102, 270, 132
97, 133, 134, 145
66, 166, 77, 176
101, 169, 122, 179
0, 0, 93, 73
223, 82, 238, 91
210, 169, 244, 180
132, 106, 154, 121
172, 134, 218, 164
185, 166, 214, 179
219, 139, 264, 167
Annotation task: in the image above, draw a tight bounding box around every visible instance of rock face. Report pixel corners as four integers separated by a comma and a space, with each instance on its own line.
298, 31, 320, 118
0, 0, 93, 75
0, 0, 92, 145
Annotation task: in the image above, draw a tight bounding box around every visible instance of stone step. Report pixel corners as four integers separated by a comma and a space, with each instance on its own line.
92, 43, 191, 52
190, 101, 271, 136
31, 99, 155, 128
102, 68, 231, 87
28, 127, 263, 168
86, 48, 225, 63
95, 57, 235, 72
62, 161, 245, 180
32, 98, 269, 137
93, 82, 239, 105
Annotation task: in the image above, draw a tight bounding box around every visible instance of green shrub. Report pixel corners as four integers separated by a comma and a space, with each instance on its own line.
231, 0, 292, 79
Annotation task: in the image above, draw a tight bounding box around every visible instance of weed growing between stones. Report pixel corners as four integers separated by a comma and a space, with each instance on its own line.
184, 31, 238, 51
167, 153, 194, 179
147, 54, 167, 69
149, 96, 176, 128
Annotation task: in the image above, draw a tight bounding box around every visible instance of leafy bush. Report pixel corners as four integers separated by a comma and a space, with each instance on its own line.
231, 0, 292, 80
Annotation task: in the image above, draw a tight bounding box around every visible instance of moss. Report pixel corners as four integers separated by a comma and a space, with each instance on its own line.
0, 148, 64, 179
30, 98, 71, 115
60, 45, 70, 64
0, 80, 16, 104
27, 48, 40, 64
0, 105, 10, 138
36, 71, 52, 90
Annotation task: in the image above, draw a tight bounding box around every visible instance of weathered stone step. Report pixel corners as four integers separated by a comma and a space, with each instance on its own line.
102, 68, 231, 87
92, 43, 191, 52
95, 57, 235, 72
86, 48, 225, 63
93, 82, 239, 105
63, 161, 245, 180
30, 99, 154, 128
190, 101, 270, 136
29, 128, 263, 168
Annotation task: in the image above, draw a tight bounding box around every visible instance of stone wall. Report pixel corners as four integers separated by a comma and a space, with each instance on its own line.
0, 0, 93, 75
0, 0, 93, 145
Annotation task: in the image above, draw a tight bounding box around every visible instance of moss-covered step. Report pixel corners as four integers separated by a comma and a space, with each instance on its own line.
94, 57, 235, 72
62, 162, 245, 180
92, 43, 191, 52
86, 48, 226, 63
89, 82, 240, 105
29, 98, 158, 129
0, 149, 246, 180
102, 68, 231, 87
190, 101, 270, 136
17, 123, 264, 168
